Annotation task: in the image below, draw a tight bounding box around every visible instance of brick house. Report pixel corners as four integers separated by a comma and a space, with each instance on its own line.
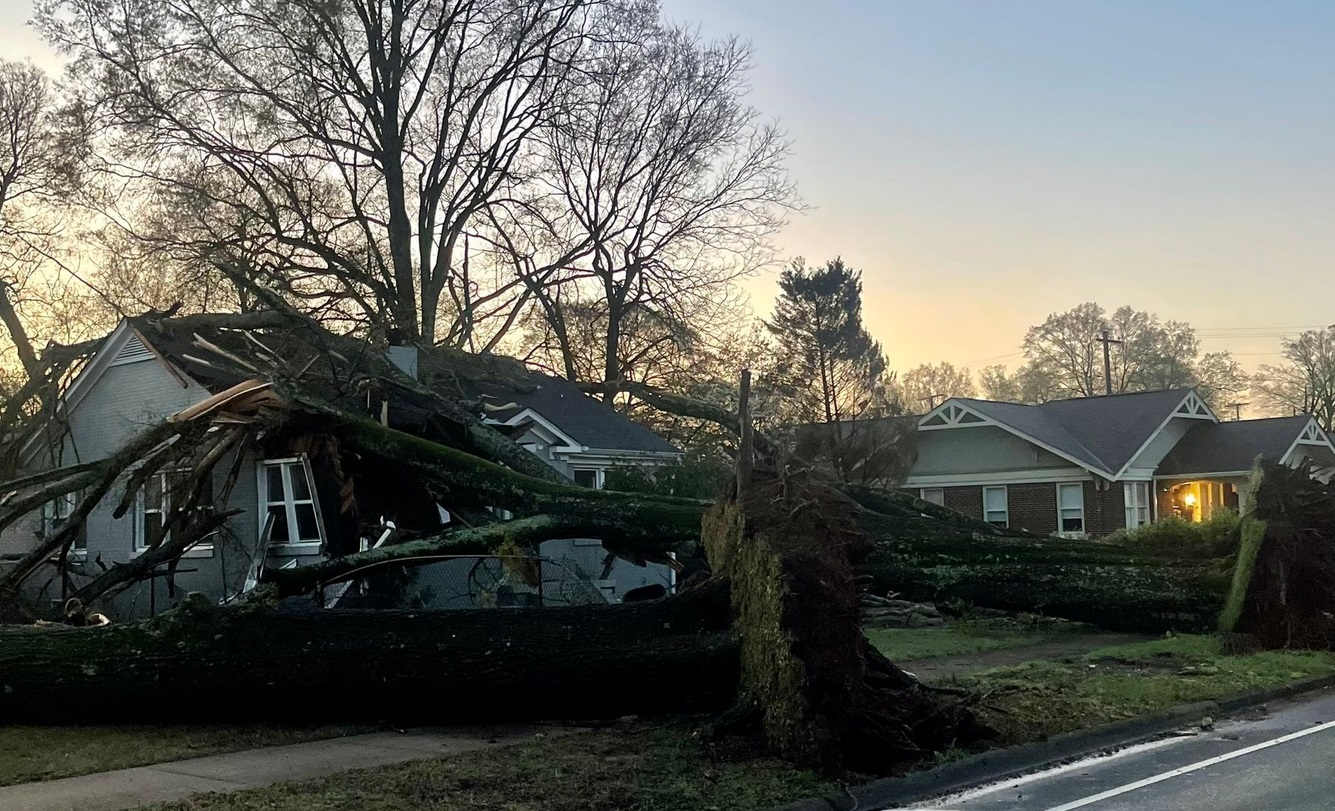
905, 389, 1335, 536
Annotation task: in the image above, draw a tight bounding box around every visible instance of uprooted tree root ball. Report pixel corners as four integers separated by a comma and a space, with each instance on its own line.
1224, 459, 1335, 650
704, 470, 992, 774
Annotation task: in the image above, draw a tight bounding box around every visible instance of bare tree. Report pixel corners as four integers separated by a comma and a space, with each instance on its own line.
41, 0, 608, 342
506, 13, 795, 390
1254, 327, 1335, 429
896, 362, 976, 412
1194, 351, 1250, 412
0, 59, 91, 376
1017, 302, 1234, 400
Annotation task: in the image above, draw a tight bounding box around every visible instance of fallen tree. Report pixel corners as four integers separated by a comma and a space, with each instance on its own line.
704, 468, 987, 773
0, 580, 737, 724
1221, 460, 1335, 649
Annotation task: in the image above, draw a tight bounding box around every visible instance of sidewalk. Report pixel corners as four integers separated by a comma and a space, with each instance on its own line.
0, 725, 550, 811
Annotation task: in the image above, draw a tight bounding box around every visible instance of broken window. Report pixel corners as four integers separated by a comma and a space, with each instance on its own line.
261, 457, 323, 550
136, 470, 216, 554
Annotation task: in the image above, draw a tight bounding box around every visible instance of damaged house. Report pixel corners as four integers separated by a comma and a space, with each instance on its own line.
1, 312, 682, 618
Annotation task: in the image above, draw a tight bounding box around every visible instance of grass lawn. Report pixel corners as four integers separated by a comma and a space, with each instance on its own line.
956, 634, 1335, 746
137, 723, 834, 811
0, 724, 372, 787
865, 618, 1082, 662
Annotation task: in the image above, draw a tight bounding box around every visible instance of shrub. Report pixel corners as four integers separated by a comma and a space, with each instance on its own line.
1105, 509, 1241, 559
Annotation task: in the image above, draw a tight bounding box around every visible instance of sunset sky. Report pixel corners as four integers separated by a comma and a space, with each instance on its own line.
4, 0, 1335, 374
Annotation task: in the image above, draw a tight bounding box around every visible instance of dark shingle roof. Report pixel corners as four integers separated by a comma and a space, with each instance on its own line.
478, 374, 679, 455
945, 389, 1198, 477
127, 316, 677, 456
1156, 416, 1313, 476
1034, 389, 1194, 473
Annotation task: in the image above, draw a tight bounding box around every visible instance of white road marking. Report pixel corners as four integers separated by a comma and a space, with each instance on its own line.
916, 736, 1187, 807
1042, 717, 1335, 810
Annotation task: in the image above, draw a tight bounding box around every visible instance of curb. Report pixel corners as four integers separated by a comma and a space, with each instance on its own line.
769, 672, 1335, 811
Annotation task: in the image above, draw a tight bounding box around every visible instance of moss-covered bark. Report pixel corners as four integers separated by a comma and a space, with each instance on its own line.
703, 474, 987, 774
0, 582, 736, 724
1226, 460, 1335, 649
264, 513, 698, 596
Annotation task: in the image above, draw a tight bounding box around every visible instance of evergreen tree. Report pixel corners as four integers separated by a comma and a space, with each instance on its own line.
766, 257, 887, 424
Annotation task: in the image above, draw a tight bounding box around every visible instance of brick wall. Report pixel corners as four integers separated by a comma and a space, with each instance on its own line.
942, 486, 982, 519
1083, 480, 1126, 535
1007, 483, 1058, 535
924, 481, 1127, 536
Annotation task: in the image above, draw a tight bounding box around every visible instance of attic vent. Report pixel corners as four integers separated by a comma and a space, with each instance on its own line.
110, 334, 154, 366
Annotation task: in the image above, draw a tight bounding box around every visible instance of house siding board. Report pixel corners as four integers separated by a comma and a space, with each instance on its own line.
22, 448, 261, 619
59, 358, 209, 464
1007, 483, 1058, 535
914, 427, 1076, 476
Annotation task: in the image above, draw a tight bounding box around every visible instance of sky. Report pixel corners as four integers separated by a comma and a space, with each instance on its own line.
4, 0, 1335, 374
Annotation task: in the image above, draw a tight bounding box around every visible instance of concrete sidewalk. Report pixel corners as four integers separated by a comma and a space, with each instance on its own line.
0, 725, 548, 811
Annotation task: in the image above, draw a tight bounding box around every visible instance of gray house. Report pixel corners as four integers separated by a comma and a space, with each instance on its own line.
9, 316, 681, 617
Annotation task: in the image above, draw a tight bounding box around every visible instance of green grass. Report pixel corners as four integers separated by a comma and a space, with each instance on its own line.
865, 619, 1079, 662
954, 634, 1335, 746
0, 724, 372, 787
137, 723, 834, 811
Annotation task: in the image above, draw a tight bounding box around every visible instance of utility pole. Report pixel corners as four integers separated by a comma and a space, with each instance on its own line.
1226, 402, 1249, 421
922, 393, 945, 411
1097, 330, 1123, 396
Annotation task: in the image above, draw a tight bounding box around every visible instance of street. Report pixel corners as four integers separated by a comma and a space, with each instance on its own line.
903, 688, 1335, 811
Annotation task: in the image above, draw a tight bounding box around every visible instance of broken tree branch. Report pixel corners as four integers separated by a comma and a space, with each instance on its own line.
263, 512, 696, 597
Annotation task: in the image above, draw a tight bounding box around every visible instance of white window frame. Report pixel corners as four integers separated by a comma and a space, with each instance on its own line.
42, 492, 85, 557
1124, 481, 1151, 529
982, 486, 1009, 528
259, 456, 326, 555
134, 469, 216, 558
920, 488, 945, 507
1056, 483, 1086, 536
571, 467, 605, 490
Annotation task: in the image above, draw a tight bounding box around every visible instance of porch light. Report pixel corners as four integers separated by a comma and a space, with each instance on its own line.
1184, 492, 1197, 506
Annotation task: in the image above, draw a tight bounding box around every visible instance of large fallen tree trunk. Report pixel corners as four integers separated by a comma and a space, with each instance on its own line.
704, 470, 988, 773
856, 507, 1233, 633
1221, 460, 1335, 649
0, 580, 736, 724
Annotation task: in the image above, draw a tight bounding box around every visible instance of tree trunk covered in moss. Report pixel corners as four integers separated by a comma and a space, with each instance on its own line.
1224, 460, 1335, 649
858, 511, 1232, 633
263, 513, 697, 597
703, 473, 988, 774
287, 406, 707, 539
0, 582, 736, 724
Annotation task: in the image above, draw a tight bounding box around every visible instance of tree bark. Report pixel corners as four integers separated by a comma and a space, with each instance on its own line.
263, 513, 696, 597
0, 580, 736, 724
0, 282, 38, 377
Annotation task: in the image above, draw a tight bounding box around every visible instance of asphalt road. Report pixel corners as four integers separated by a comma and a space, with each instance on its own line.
903, 688, 1335, 811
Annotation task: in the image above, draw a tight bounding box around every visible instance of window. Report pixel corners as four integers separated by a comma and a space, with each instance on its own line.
920, 488, 945, 507
42, 492, 84, 554
572, 468, 604, 490
982, 486, 1008, 528
136, 470, 215, 554
261, 458, 324, 550
1124, 482, 1151, 529
1057, 483, 1085, 534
